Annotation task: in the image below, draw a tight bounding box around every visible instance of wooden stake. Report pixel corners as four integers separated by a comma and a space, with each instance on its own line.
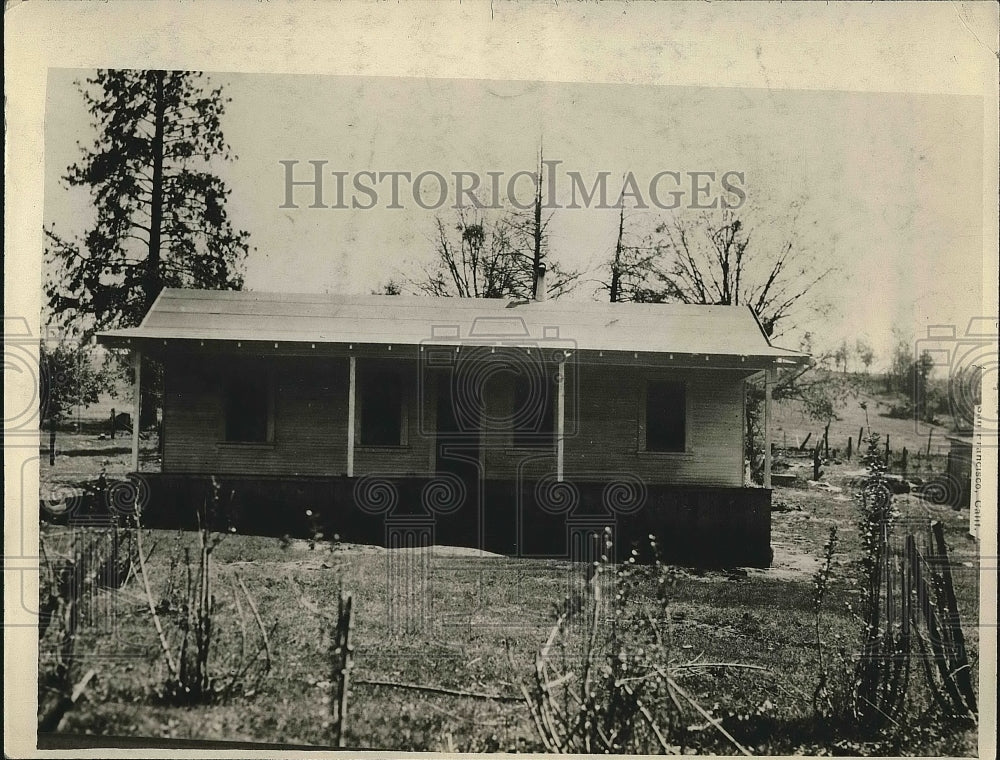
333, 592, 354, 747
131, 350, 142, 472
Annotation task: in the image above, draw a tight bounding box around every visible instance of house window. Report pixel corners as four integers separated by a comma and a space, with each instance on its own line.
360, 366, 405, 446
645, 380, 686, 452
512, 370, 554, 447
224, 373, 272, 443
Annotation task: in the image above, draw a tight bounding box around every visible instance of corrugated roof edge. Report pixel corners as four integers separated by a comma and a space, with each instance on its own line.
96, 288, 811, 363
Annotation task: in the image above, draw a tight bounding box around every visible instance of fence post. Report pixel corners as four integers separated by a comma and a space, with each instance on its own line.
929, 522, 978, 715
846, 436, 853, 460
110, 408, 116, 440
332, 591, 354, 748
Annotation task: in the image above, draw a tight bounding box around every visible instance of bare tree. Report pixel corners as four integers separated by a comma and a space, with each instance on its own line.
415, 159, 578, 299
605, 208, 833, 340
600, 181, 663, 304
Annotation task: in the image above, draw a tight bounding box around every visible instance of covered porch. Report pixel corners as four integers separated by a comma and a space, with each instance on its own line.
97, 288, 809, 567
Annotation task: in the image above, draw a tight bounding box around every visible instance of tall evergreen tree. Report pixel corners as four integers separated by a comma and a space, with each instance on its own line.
45, 69, 250, 336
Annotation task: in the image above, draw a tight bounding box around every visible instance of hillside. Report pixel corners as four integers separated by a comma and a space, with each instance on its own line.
772, 375, 957, 458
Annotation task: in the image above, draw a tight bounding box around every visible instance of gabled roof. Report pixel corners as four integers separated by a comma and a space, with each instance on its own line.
96, 288, 808, 364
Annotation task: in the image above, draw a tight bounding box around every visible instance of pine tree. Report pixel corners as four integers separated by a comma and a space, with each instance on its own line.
44, 69, 250, 336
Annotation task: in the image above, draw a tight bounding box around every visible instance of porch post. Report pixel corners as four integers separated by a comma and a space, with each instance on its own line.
131, 349, 142, 472
347, 355, 356, 477
763, 367, 774, 489
556, 361, 565, 483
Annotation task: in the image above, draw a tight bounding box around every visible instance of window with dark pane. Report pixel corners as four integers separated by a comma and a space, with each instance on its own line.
360, 367, 404, 446
224, 374, 270, 442
512, 367, 554, 447
645, 380, 685, 452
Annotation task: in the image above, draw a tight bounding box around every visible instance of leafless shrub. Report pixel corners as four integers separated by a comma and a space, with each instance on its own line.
515, 530, 754, 755
133, 478, 272, 703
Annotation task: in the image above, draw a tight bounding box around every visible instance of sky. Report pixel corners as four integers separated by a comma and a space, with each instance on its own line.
44, 69, 987, 364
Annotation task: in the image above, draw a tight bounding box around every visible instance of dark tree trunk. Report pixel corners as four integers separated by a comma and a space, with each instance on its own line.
531, 155, 543, 298
139, 71, 167, 430
609, 200, 624, 303
145, 70, 166, 314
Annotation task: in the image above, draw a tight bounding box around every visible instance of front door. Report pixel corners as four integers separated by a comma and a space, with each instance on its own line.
435, 373, 481, 485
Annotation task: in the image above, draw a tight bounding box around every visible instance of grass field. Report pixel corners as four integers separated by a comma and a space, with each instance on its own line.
37, 452, 980, 754
34, 379, 981, 753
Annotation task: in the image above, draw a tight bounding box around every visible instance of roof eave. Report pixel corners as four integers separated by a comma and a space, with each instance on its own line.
95, 331, 811, 367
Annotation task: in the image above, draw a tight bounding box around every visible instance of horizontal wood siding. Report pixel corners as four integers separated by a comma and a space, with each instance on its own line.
483, 365, 747, 486
164, 352, 745, 485
163, 353, 431, 477
572, 365, 746, 486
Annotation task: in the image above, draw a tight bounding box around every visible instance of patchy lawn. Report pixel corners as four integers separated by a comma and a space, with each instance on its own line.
36, 429, 980, 754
